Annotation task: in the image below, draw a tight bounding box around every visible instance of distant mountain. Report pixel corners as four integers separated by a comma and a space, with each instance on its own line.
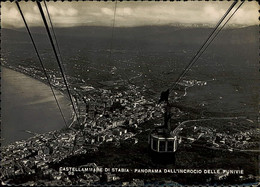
2, 25, 257, 68
2, 25, 258, 49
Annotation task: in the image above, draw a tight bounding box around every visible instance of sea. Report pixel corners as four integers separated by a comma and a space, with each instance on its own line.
1, 67, 72, 146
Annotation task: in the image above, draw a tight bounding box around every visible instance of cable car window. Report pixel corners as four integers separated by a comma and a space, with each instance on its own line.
159, 140, 166, 152
167, 141, 173, 152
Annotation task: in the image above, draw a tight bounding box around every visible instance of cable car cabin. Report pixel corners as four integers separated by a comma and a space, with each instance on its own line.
149, 129, 177, 153
150, 130, 177, 152
148, 128, 177, 164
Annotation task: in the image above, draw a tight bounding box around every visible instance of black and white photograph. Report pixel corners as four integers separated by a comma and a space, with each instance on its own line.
1, 0, 259, 186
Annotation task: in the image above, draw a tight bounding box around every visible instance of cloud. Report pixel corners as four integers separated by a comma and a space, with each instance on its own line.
101, 7, 114, 16
116, 7, 133, 16
46, 5, 78, 17
203, 6, 225, 22
230, 6, 259, 25
1, 6, 24, 27
1, 1, 258, 28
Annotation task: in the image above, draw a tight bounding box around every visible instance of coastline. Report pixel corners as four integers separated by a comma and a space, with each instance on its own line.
1, 64, 75, 146
2, 64, 75, 119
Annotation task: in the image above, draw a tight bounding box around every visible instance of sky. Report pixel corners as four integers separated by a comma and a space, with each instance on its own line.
2, 1, 258, 28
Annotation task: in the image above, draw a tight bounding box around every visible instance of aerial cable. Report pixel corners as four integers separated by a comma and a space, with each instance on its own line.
109, 0, 134, 85
15, 2, 68, 127
43, 0, 66, 73
190, 1, 245, 71
108, 0, 118, 64
43, 0, 81, 118
36, 1, 80, 125
168, 1, 238, 93
170, 0, 237, 92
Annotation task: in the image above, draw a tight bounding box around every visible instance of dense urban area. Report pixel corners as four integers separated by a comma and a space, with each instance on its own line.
1, 60, 259, 185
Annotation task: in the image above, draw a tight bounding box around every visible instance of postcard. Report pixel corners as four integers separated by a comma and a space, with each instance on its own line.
1, 0, 259, 186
